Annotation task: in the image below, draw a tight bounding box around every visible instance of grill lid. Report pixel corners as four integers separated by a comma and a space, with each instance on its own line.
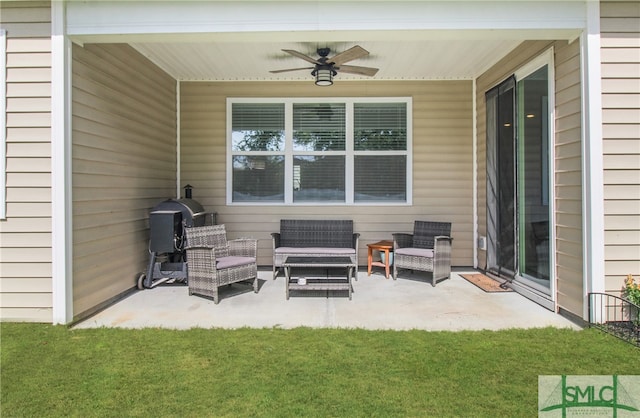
150, 198, 206, 226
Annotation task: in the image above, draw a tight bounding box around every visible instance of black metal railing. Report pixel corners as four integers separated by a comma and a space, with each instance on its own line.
588, 292, 640, 347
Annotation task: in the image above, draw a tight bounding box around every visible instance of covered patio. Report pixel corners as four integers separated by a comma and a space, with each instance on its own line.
21, 0, 601, 326
74, 270, 579, 330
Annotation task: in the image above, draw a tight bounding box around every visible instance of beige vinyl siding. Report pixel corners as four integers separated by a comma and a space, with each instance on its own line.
476, 40, 584, 316
600, 0, 640, 293
72, 43, 176, 319
180, 81, 474, 267
0, 1, 53, 322
554, 39, 583, 315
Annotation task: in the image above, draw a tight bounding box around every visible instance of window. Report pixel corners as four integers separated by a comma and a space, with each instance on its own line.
228, 98, 411, 205
353, 103, 407, 202
1, 29, 6, 219
231, 103, 285, 202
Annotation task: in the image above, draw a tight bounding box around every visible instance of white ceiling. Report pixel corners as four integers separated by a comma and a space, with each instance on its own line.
130, 38, 524, 82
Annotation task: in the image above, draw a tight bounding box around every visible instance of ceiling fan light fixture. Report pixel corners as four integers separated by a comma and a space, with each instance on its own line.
313, 66, 336, 86
273, 46, 377, 85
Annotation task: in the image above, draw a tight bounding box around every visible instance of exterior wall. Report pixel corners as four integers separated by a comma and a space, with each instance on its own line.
0, 1, 53, 322
554, 39, 583, 315
180, 81, 474, 267
72, 43, 176, 318
476, 40, 584, 316
600, 0, 640, 294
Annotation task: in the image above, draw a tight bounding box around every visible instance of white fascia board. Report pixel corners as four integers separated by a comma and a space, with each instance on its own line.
71, 29, 583, 46
66, 1, 587, 37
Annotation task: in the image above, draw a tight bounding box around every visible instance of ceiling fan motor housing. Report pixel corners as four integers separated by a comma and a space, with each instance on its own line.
317, 48, 331, 58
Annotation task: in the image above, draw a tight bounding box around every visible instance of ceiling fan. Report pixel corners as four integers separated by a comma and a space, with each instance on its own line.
270, 45, 379, 86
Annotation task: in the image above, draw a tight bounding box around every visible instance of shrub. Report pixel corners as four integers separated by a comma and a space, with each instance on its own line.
623, 274, 640, 307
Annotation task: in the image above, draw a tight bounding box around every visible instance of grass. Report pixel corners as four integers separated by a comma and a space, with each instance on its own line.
1, 324, 638, 417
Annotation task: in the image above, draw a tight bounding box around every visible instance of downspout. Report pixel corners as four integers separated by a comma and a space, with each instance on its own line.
580, 0, 605, 320
176, 80, 181, 198
472, 79, 478, 269
51, 1, 73, 324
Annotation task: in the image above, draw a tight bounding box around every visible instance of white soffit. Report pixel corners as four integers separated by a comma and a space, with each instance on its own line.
130, 39, 524, 81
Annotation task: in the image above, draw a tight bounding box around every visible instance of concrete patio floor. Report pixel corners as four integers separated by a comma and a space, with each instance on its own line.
74, 269, 580, 331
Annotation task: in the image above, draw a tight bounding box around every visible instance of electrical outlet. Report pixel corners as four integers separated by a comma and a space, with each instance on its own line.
477, 236, 487, 250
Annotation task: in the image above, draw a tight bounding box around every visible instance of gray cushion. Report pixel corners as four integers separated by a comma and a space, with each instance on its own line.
275, 247, 355, 255
395, 248, 434, 258
216, 256, 256, 269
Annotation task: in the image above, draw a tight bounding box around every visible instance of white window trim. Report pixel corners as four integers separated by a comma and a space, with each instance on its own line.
226, 97, 412, 206
1, 29, 6, 219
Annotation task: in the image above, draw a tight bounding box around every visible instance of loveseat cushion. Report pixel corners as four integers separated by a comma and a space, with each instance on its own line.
275, 247, 355, 255
395, 248, 434, 258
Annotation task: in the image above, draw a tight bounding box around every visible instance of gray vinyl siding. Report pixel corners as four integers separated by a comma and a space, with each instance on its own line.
600, 0, 640, 293
72, 43, 176, 319
180, 81, 474, 267
0, 1, 53, 322
476, 40, 584, 316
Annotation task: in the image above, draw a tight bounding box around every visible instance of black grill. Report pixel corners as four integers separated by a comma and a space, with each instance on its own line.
148, 198, 207, 254
138, 188, 216, 290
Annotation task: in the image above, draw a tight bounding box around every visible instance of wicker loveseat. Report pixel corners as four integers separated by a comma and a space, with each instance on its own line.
271, 219, 360, 279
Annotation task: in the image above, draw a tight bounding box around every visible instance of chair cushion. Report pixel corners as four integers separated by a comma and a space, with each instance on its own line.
395, 247, 434, 258
275, 247, 355, 255
216, 256, 256, 269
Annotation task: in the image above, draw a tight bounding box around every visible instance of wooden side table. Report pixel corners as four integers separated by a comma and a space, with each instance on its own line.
367, 240, 393, 279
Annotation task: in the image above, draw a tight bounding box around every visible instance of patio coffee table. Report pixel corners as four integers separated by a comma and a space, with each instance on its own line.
284, 256, 356, 300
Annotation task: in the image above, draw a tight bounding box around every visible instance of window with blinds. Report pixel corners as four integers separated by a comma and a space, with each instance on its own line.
232, 103, 285, 151
227, 98, 411, 205
354, 102, 407, 151
354, 102, 407, 202
231, 103, 285, 202
293, 103, 346, 151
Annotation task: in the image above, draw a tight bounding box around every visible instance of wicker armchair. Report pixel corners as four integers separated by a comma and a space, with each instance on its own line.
184, 224, 258, 304
392, 221, 453, 286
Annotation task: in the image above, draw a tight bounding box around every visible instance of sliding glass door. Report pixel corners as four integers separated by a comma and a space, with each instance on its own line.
517, 65, 551, 291
486, 77, 516, 279
486, 53, 552, 297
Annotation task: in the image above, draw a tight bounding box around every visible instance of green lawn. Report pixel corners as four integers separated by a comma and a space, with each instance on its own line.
1, 324, 638, 417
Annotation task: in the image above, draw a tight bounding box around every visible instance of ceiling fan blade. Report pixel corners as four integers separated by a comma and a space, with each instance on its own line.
336, 65, 379, 77
282, 49, 321, 65
269, 67, 314, 74
330, 45, 369, 65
